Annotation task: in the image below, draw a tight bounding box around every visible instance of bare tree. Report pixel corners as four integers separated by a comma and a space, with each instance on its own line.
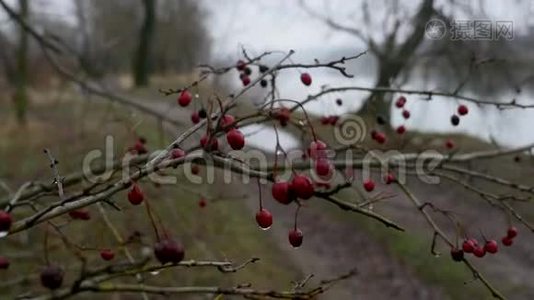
13, 0, 29, 125
132, 0, 156, 86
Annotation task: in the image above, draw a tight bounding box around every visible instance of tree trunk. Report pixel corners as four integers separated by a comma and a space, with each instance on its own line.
13, 0, 29, 125
132, 0, 156, 87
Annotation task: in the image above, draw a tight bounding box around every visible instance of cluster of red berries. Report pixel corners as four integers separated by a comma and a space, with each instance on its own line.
451, 227, 518, 261
320, 115, 339, 126
451, 104, 468, 126
236, 60, 253, 86
198, 114, 246, 151
394, 96, 410, 135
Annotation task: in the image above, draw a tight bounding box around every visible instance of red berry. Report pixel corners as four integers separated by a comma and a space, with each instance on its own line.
462, 239, 476, 253
0, 211, 13, 232
396, 125, 406, 135
0, 256, 10, 269
450, 247, 464, 262
314, 159, 332, 177
200, 134, 219, 151
507, 227, 518, 239
458, 105, 468, 116
370, 129, 378, 140
300, 72, 312, 86
473, 246, 486, 258
226, 129, 245, 150
402, 110, 411, 119
274, 107, 291, 126
309, 140, 328, 160
100, 249, 115, 261
320, 116, 330, 125
445, 139, 455, 149
236, 60, 246, 71
178, 89, 192, 107
502, 236, 513, 246
191, 111, 200, 124
171, 148, 185, 159
198, 198, 207, 208
374, 132, 386, 144
484, 240, 498, 254
133, 140, 148, 155
255, 209, 273, 229
272, 181, 293, 205
288, 228, 303, 248
68, 209, 91, 221
154, 238, 185, 264
363, 179, 375, 192
395, 96, 406, 108
329, 115, 339, 125
221, 114, 236, 130
241, 75, 251, 86
40, 265, 64, 290
127, 184, 144, 205
384, 172, 395, 184
291, 175, 314, 200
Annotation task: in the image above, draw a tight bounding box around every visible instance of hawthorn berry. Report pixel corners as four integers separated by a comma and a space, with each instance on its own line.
314, 159, 332, 177
198, 198, 207, 208
451, 115, 460, 126
320, 116, 330, 125
221, 114, 236, 130
288, 228, 303, 248
462, 239, 476, 253
127, 184, 144, 205
274, 107, 291, 126
0, 256, 9, 269
244, 67, 252, 76
259, 65, 269, 73
241, 75, 251, 86
226, 129, 245, 150
309, 140, 327, 160
133, 140, 148, 155
200, 134, 219, 151
376, 115, 386, 125
402, 110, 411, 119
395, 96, 406, 108
68, 209, 91, 221
384, 172, 395, 184
154, 239, 185, 264
507, 227, 518, 239
450, 247, 464, 262
260, 79, 268, 88
336, 98, 343, 106
445, 139, 455, 149
473, 246, 486, 258
178, 89, 193, 107
255, 209, 273, 229
100, 249, 115, 261
396, 125, 406, 135
374, 132, 386, 144
0, 211, 12, 232
300, 72, 312, 86
329, 115, 339, 125
363, 179, 375, 192
484, 240, 498, 254
272, 181, 293, 205
458, 105, 469, 116
291, 175, 314, 200
40, 265, 64, 290
191, 111, 200, 124
236, 60, 246, 71
502, 236, 513, 246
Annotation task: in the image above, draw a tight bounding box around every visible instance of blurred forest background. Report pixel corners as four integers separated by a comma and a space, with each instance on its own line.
0, 0, 534, 299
